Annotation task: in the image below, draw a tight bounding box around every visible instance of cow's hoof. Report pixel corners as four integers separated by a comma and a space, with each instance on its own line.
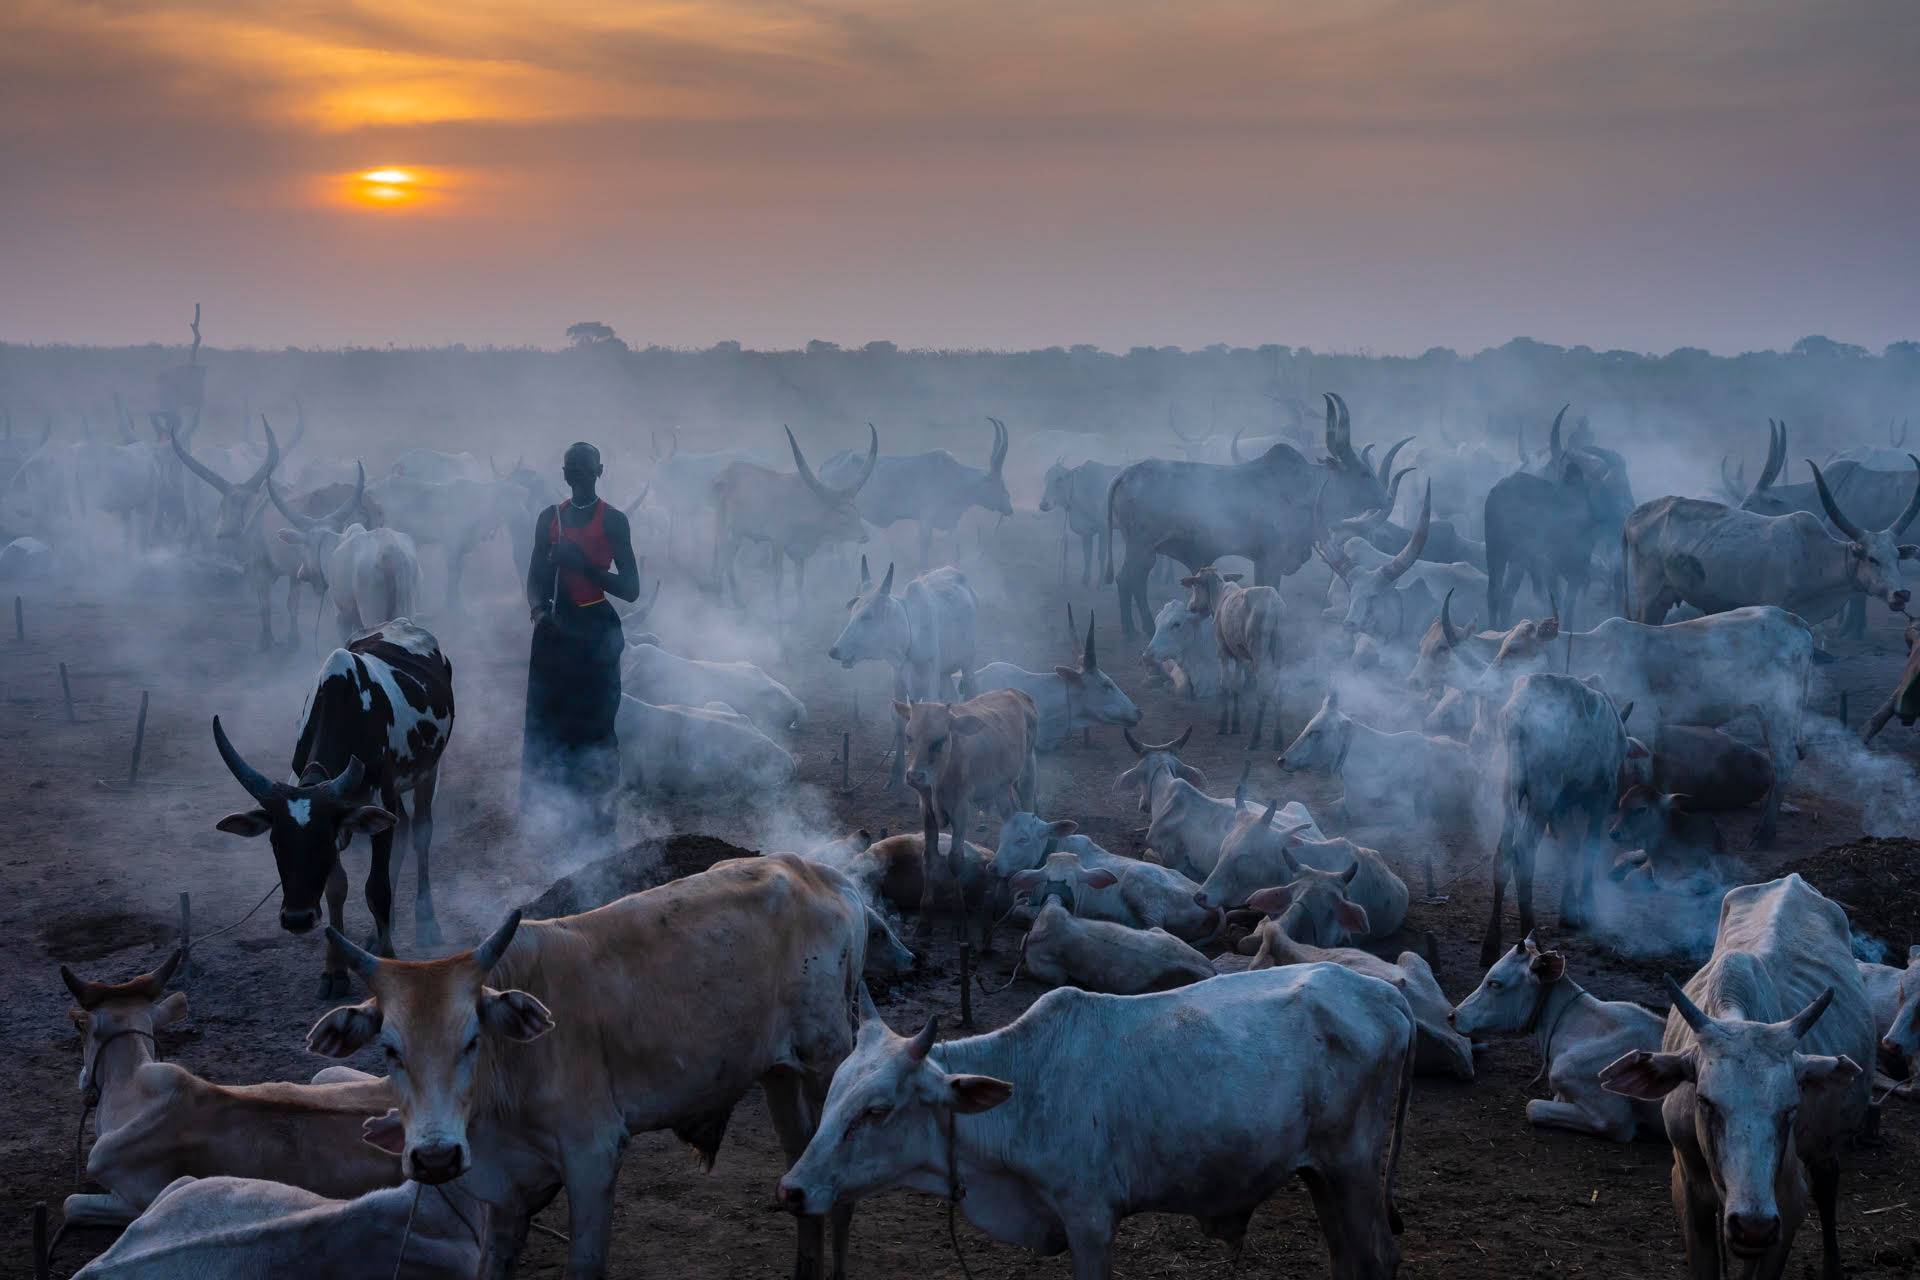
364, 930, 397, 959
415, 917, 443, 948
317, 972, 350, 1000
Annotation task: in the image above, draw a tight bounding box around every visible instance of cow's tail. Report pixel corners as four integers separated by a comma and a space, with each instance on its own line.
1102, 472, 1121, 584
1383, 999, 1417, 1235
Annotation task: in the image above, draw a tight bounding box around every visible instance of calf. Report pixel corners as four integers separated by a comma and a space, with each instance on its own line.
991, 813, 1222, 946
1607, 785, 1725, 894
896, 690, 1039, 932
71, 1175, 484, 1279
309, 855, 873, 1280
1008, 860, 1214, 994
777, 967, 1416, 1279
1038, 458, 1122, 585
1141, 599, 1220, 700
830, 831, 996, 919
1278, 688, 1480, 838
623, 640, 806, 735
614, 695, 797, 796
1241, 883, 1473, 1080
1483, 673, 1627, 964
1197, 801, 1406, 944
58, 953, 397, 1230
211, 618, 454, 996
1637, 725, 1775, 810
1449, 934, 1664, 1141
972, 610, 1140, 750
830, 560, 976, 784
1183, 564, 1287, 748
1600, 874, 1874, 1280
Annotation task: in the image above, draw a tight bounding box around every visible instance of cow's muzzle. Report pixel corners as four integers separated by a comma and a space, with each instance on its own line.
1724, 1211, 1780, 1255
774, 1177, 822, 1216
407, 1142, 467, 1185
1889, 589, 1911, 611
280, 906, 321, 933
1880, 1037, 1913, 1083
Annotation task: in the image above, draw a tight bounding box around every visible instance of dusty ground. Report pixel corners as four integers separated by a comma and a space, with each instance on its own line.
4, 512, 1919, 1278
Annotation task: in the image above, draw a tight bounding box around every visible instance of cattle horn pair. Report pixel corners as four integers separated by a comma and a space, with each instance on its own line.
1809, 455, 1920, 541
1662, 973, 1834, 1040
211, 715, 364, 804
1322, 393, 1364, 473
172, 416, 280, 498
61, 948, 184, 1011
1123, 725, 1193, 756
489, 454, 524, 479
1374, 435, 1414, 489
268, 460, 366, 533
986, 417, 1009, 479
1168, 407, 1206, 445
1378, 482, 1432, 583
788, 423, 877, 506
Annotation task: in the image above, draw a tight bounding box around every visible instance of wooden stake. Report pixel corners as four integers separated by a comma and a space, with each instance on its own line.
59, 662, 74, 722
33, 1201, 49, 1280
841, 731, 851, 790
1839, 690, 1849, 729
12, 595, 20, 642
958, 943, 974, 1029
178, 891, 193, 981
128, 691, 150, 786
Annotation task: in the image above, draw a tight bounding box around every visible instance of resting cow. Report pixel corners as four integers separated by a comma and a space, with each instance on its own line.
776, 966, 1415, 1279
1008, 859, 1214, 994
990, 813, 1221, 946
1195, 800, 1406, 945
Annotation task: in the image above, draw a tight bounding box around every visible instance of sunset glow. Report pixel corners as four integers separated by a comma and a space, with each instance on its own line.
344, 166, 435, 210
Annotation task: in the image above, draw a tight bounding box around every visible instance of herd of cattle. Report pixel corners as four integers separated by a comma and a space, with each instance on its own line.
14, 391, 1920, 1278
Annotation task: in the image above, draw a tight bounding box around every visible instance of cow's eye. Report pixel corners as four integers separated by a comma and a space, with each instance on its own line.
1486, 979, 1502, 991
862, 1104, 892, 1123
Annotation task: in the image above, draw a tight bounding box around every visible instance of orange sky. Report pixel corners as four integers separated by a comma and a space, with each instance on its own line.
1, 1, 1914, 352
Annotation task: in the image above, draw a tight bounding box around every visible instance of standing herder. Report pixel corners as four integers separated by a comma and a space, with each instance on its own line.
521, 442, 640, 836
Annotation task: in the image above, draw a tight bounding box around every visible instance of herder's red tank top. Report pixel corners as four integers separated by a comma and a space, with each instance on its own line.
550, 500, 613, 607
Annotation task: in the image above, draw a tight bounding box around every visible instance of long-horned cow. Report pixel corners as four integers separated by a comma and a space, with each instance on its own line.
820, 416, 1011, 564
1482, 408, 1622, 629
971, 609, 1141, 750
712, 425, 877, 605
211, 619, 454, 996
309, 855, 875, 1280
830, 558, 977, 785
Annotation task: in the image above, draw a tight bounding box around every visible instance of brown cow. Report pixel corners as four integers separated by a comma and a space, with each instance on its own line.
308, 854, 871, 1280
893, 689, 1038, 938
59, 951, 397, 1231
1182, 563, 1287, 748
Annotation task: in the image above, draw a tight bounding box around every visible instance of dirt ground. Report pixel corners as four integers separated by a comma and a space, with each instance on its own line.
4, 512, 1920, 1278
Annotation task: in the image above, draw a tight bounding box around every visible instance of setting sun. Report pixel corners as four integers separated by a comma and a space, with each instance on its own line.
341, 165, 441, 210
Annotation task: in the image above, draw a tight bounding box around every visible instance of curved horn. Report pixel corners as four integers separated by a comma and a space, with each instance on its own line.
212, 715, 276, 803
129, 948, 184, 1000
1323, 393, 1341, 458
1663, 973, 1712, 1034
987, 417, 1008, 475
1377, 435, 1414, 487
623, 482, 650, 518
906, 1015, 938, 1061
1386, 466, 1414, 510
1807, 459, 1866, 541
472, 910, 523, 971
879, 561, 895, 597
240, 418, 280, 493
169, 423, 233, 496
1896, 419, 1911, 449
62, 965, 109, 1010
1082, 609, 1097, 670
266, 472, 319, 532
489, 454, 505, 478
1259, 798, 1280, 827
786, 426, 834, 504
1360, 442, 1377, 474
837, 423, 880, 497
324, 757, 367, 803
1123, 727, 1146, 757
1230, 427, 1246, 464
1891, 454, 1920, 536
1440, 588, 1463, 648
312, 462, 366, 529
1548, 405, 1568, 461
1380, 481, 1431, 582
1754, 419, 1785, 494
1783, 987, 1835, 1039
324, 925, 381, 978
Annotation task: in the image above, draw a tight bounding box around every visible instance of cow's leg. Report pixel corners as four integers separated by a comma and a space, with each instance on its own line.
1482, 815, 1517, 967
1302, 1163, 1397, 1280
560, 1136, 626, 1280
1526, 1097, 1630, 1141
1080, 532, 1095, 585
363, 784, 399, 958
1246, 674, 1268, 751
947, 798, 975, 941
412, 769, 442, 946
255, 571, 275, 650
1753, 715, 1792, 847
1810, 1155, 1841, 1280
765, 1069, 833, 1280
1114, 545, 1152, 639
444, 543, 465, 610
914, 795, 940, 931
282, 578, 303, 650
320, 858, 350, 998
61, 1190, 138, 1229
1673, 1155, 1722, 1280
1062, 1211, 1118, 1280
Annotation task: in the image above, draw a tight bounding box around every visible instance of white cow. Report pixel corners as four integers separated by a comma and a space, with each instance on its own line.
72, 1175, 486, 1279
1860, 948, 1920, 1088
622, 640, 806, 734
276, 510, 422, 643
1141, 599, 1221, 700
1451, 933, 1664, 1141
614, 695, 796, 796
776, 967, 1415, 1279
367, 473, 535, 606
990, 813, 1222, 944
1322, 483, 1487, 649
828, 560, 976, 784
1008, 861, 1215, 994
1600, 875, 1874, 1279
971, 610, 1141, 750
1196, 801, 1407, 944
1279, 688, 1481, 836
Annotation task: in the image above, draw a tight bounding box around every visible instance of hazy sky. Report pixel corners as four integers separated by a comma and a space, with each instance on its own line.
2, 1, 1914, 353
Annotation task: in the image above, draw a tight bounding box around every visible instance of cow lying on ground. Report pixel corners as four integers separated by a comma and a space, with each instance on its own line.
818, 831, 996, 919
1240, 882, 1474, 1080
1600, 874, 1873, 1280
1862, 947, 1920, 1087
72, 1174, 485, 1280
1607, 785, 1725, 894
1007, 859, 1214, 994
776, 967, 1416, 1279
1450, 934, 1664, 1141
622, 639, 806, 735
1196, 801, 1406, 944
59, 951, 396, 1230
1113, 726, 1323, 880
614, 694, 797, 796
991, 812, 1222, 946
308, 855, 874, 1280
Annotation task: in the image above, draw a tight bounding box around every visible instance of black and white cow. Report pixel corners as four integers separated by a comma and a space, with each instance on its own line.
211, 619, 455, 998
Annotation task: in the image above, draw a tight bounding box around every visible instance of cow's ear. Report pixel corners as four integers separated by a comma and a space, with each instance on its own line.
947, 1074, 1014, 1114
340, 806, 396, 837
276, 529, 303, 546
892, 700, 913, 722
363, 1109, 407, 1155
1794, 1053, 1862, 1094
1898, 544, 1919, 561
1598, 1049, 1693, 1099
1046, 820, 1079, 837
1626, 738, 1650, 759
1223, 573, 1243, 583
308, 1001, 383, 1059
1079, 869, 1119, 890
152, 990, 189, 1030
950, 715, 988, 737
1529, 950, 1566, 984
1664, 793, 1695, 814
1334, 899, 1371, 935
1052, 666, 1084, 684
481, 988, 554, 1042
1178, 576, 1199, 587
1009, 870, 1044, 894
1246, 885, 1295, 916
216, 810, 273, 838
1176, 764, 1208, 789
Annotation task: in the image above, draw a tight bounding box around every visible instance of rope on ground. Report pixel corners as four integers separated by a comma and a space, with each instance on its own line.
838, 748, 895, 795
190, 882, 280, 948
